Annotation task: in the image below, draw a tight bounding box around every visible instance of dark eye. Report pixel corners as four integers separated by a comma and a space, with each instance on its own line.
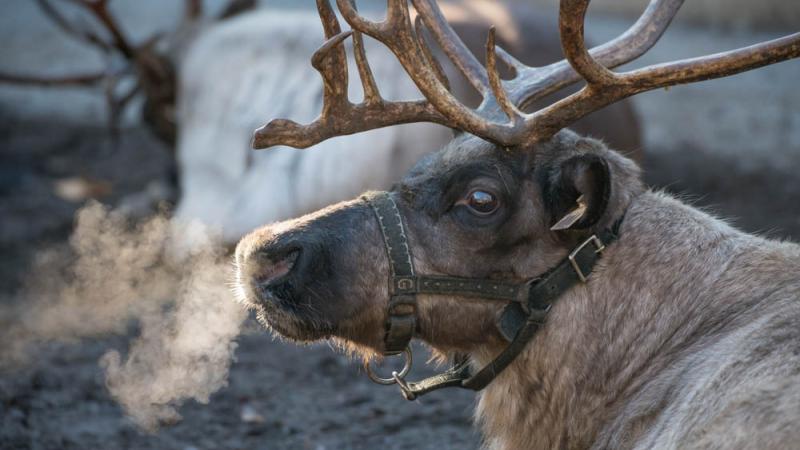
465, 190, 499, 215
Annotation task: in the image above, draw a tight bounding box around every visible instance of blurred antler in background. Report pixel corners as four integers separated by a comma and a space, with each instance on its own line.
0, 0, 256, 147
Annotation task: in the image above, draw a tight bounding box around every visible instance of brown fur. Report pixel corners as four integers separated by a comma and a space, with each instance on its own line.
235, 131, 800, 449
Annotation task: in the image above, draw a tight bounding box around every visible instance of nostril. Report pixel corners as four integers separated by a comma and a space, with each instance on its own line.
253, 248, 300, 287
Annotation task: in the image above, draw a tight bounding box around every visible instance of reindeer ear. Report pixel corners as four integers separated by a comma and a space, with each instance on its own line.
547, 154, 611, 231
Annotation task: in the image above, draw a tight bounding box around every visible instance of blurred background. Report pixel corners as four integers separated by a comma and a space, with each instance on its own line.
0, 1, 798, 449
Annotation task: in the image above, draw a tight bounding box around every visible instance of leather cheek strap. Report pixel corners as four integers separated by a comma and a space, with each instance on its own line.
365, 192, 418, 355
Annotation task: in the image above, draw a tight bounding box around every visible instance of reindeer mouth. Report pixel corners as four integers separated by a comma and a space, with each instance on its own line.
248, 283, 335, 342
235, 250, 335, 342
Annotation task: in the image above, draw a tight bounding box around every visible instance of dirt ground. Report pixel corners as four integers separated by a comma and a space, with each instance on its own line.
1, 3, 799, 450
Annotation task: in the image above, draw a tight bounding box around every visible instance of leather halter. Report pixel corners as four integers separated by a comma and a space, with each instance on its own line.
364, 191, 622, 400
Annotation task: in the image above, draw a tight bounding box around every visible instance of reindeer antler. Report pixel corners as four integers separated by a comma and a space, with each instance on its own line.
0, 0, 138, 91
253, 0, 800, 150
1, 0, 169, 140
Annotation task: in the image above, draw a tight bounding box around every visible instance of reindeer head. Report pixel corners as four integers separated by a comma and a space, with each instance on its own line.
235, 0, 799, 386
235, 130, 641, 357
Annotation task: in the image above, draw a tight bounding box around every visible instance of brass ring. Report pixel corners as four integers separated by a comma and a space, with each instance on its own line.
365, 347, 413, 385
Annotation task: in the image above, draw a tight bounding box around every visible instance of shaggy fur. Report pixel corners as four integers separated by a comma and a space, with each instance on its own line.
235, 131, 800, 449
474, 191, 800, 449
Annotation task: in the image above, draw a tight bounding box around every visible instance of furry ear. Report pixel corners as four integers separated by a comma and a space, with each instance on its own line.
547, 153, 611, 231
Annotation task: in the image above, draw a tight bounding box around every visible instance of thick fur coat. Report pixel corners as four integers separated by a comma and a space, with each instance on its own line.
235, 132, 800, 449
475, 190, 800, 449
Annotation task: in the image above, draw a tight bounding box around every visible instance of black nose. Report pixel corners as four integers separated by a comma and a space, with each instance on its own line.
248, 235, 329, 308
252, 246, 301, 289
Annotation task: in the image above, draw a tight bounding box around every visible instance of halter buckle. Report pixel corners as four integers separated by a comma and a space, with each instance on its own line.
568, 235, 605, 283
393, 277, 417, 293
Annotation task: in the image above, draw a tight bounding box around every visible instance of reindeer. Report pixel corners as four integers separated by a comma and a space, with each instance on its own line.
234, 0, 800, 448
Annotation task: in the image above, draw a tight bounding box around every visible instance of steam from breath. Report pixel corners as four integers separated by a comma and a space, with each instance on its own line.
0, 202, 248, 431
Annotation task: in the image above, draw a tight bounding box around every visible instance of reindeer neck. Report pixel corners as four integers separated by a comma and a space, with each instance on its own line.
473, 191, 750, 450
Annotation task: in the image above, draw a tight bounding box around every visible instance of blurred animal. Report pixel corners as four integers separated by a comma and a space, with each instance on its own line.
234, 0, 800, 448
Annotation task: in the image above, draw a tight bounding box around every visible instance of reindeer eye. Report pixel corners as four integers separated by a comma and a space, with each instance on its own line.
465, 190, 499, 215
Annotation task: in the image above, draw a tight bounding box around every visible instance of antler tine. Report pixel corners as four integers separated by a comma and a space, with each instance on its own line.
316, 0, 342, 40
348, 1, 381, 105
36, 0, 113, 53
525, 0, 800, 143
66, 0, 136, 59
0, 71, 106, 87
312, 32, 352, 105
217, 0, 257, 20
410, 0, 489, 96
558, 0, 619, 86
414, 15, 451, 93
313, 0, 349, 109
579, 0, 684, 74
352, 30, 381, 105
485, 27, 523, 122
622, 33, 800, 89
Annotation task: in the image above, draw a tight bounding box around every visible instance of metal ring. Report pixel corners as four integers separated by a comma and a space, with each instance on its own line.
365, 347, 413, 385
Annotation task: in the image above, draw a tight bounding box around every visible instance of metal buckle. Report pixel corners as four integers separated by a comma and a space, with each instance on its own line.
365, 347, 413, 386
568, 235, 605, 283
394, 277, 417, 293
